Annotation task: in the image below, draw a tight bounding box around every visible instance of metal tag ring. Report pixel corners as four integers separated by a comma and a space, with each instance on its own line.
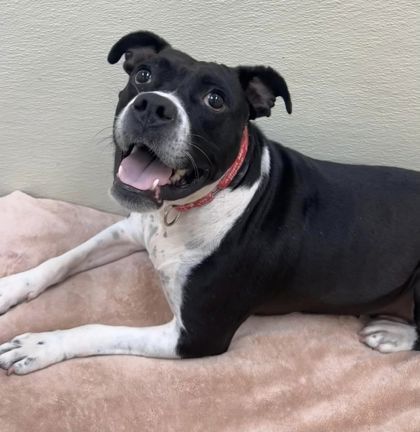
163, 206, 180, 226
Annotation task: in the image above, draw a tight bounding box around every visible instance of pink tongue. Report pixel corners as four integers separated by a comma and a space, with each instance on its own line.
117, 147, 172, 190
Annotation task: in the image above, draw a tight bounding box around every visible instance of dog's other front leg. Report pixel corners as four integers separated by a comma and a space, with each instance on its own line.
0, 319, 180, 374
0, 215, 145, 314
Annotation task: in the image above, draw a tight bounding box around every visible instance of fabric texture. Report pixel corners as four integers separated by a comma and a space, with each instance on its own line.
0, 191, 419, 431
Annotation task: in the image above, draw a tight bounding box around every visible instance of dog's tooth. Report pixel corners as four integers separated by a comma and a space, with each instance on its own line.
170, 169, 188, 183
152, 179, 160, 190
154, 184, 161, 202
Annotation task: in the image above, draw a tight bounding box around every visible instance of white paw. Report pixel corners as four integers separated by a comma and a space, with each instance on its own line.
359, 318, 418, 353
0, 331, 65, 375
0, 272, 44, 315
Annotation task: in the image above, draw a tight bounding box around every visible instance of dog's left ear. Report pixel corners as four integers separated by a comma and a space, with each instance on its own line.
107, 31, 170, 73
236, 66, 292, 119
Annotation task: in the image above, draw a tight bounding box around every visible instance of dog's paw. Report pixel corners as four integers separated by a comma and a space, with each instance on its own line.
0, 272, 44, 315
359, 318, 418, 353
0, 331, 65, 375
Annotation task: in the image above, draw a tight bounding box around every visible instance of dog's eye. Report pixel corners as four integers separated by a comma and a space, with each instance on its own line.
135, 68, 152, 84
205, 92, 225, 110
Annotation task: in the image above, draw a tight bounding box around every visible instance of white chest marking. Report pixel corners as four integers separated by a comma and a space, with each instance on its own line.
134, 146, 270, 327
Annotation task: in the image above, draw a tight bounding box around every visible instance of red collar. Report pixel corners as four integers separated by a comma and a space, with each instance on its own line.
174, 127, 249, 213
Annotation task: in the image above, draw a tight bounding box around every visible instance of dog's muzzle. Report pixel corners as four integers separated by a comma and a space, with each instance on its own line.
112, 91, 211, 209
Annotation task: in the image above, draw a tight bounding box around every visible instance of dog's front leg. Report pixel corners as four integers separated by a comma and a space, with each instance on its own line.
0, 215, 145, 314
0, 318, 180, 374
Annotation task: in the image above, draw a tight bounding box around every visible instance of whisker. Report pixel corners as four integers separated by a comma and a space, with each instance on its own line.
93, 126, 114, 138
185, 151, 199, 182
91, 135, 115, 151
189, 133, 217, 149
189, 143, 213, 170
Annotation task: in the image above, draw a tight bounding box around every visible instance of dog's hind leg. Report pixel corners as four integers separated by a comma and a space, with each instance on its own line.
359, 266, 420, 353
0, 215, 145, 315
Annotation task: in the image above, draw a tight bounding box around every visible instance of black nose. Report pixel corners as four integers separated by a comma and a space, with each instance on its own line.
132, 93, 177, 127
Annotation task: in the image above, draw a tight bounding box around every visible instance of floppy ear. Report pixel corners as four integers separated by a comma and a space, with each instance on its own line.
236, 66, 292, 119
107, 31, 170, 73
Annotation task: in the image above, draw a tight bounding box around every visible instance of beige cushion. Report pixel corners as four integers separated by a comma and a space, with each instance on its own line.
0, 191, 419, 431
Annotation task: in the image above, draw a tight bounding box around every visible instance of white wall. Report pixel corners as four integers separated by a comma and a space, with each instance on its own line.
1, 0, 419, 213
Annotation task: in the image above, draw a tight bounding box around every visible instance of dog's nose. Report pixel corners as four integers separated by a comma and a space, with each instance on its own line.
132, 93, 177, 127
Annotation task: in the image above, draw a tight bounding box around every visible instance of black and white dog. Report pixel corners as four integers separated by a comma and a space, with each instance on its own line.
0, 31, 419, 375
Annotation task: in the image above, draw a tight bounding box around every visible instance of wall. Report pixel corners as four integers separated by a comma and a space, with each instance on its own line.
1, 0, 419, 213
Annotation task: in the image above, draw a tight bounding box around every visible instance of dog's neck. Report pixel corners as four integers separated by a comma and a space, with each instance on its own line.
154, 125, 268, 229
159, 126, 252, 225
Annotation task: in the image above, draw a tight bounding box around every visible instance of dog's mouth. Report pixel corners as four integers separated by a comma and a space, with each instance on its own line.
115, 144, 208, 204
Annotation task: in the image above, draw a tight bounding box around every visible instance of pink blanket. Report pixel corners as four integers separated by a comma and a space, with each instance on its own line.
0, 191, 419, 431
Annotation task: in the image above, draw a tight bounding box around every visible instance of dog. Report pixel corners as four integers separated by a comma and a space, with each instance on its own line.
0, 31, 418, 375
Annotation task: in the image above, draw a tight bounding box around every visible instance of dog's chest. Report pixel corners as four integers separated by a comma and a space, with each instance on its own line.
142, 210, 216, 273
142, 189, 248, 272
132, 182, 261, 322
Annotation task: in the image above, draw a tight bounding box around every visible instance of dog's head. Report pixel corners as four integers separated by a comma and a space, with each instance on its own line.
109, 31, 292, 211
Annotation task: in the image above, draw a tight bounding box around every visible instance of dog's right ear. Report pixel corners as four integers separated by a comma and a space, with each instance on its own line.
107, 31, 170, 73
